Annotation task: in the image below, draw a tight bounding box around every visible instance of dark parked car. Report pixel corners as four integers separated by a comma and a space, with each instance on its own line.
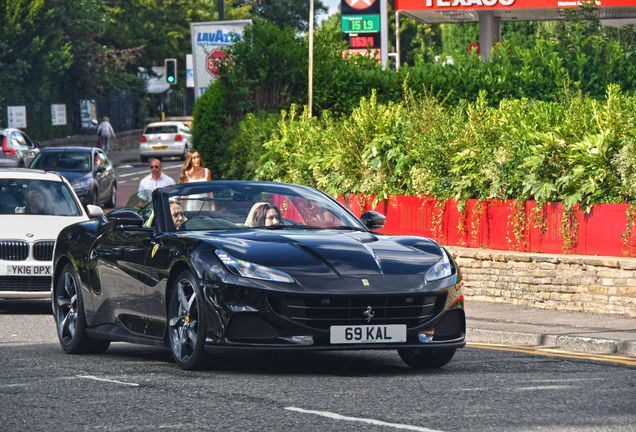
0, 128, 40, 167
30, 147, 116, 208
52, 181, 465, 370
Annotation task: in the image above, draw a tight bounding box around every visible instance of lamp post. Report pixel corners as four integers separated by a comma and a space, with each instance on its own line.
308, 0, 314, 118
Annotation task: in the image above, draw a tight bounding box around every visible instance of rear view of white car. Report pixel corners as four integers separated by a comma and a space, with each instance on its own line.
0, 168, 102, 299
139, 121, 192, 162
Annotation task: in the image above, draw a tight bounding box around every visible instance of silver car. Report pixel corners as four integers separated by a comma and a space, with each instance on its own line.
0, 128, 40, 167
139, 121, 192, 162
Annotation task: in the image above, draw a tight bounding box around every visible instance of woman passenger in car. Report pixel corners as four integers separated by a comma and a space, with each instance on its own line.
245, 203, 281, 227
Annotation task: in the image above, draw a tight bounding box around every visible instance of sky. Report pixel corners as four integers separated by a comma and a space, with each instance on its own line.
318, 0, 340, 23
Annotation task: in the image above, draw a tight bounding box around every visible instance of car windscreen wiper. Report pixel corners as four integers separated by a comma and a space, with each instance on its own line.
329, 226, 368, 232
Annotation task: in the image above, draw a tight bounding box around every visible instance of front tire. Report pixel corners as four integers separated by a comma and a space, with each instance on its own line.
168, 270, 209, 370
107, 183, 117, 208
140, 155, 148, 163
398, 348, 456, 369
54, 263, 110, 354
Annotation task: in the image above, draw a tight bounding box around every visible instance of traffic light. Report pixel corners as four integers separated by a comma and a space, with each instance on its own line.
165, 59, 177, 85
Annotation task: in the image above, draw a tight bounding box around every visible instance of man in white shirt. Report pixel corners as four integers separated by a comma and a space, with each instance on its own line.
138, 159, 176, 192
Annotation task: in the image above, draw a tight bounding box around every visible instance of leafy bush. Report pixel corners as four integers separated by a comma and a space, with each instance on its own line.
192, 79, 229, 180
249, 84, 636, 211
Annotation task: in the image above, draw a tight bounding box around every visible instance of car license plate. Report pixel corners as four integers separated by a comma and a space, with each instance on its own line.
330, 324, 406, 344
153, 146, 168, 150
6, 265, 52, 276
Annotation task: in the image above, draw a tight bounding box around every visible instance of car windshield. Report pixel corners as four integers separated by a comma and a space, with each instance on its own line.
0, 179, 83, 216
31, 152, 91, 172
145, 126, 178, 134
157, 182, 365, 232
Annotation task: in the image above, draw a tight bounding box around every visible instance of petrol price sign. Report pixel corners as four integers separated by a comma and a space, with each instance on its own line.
341, 15, 381, 33
346, 32, 381, 49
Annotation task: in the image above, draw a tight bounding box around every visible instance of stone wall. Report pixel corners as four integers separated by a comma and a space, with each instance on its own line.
450, 247, 636, 318
40, 129, 143, 153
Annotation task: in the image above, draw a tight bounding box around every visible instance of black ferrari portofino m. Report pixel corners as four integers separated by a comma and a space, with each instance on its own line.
52, 181, 465, 370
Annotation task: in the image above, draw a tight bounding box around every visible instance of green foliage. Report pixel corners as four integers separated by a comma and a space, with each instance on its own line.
233, 0, 328, 32
192, 79, 229, 180
226, 111, 280, 180
219, 21, 309, 116
236, 84, 636, 213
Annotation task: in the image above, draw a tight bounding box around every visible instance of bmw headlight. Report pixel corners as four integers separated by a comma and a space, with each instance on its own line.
215, 250, 295, 284
425, 249, 453, 282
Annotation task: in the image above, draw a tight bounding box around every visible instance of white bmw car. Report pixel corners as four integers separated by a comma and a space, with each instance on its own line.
0, 168, 103, 299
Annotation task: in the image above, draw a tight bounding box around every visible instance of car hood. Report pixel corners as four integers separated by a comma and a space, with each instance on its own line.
3, 215, 88, 242
58, 171, 92, 183
194, 229, 444, 277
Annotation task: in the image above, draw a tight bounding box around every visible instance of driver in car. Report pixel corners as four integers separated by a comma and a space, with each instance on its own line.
170, 200, 187, 230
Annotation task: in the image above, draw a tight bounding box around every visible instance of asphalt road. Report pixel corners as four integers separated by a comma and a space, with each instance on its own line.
1, 300, 635, 432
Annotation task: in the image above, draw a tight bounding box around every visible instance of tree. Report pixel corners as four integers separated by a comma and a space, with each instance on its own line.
233, 0, 328, 32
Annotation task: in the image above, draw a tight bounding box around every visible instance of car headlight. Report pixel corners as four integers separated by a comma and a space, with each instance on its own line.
425, 249, 453, 281
72, 179, 93, 191
215, 250, 295, 284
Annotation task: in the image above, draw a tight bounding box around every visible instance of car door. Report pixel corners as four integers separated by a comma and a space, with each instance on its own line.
10, 132, 25, 166
94, 150, 113, 203
89, 220, 152, 335
19, 132, 39, 165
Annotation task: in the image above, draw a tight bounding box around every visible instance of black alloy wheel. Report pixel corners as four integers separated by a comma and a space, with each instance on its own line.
168, 270, 209, 370
398, 348, 456, 369
54, 263, 110, 354
107, 183, 116, 208
180, 145, 188, 161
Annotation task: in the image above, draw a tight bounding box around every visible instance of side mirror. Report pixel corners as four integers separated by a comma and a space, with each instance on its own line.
107, 210, 146, 230
33, 141, 40, 148
86, 205, 103, 219
96, 164, 106, 172
360, 211, 386, 231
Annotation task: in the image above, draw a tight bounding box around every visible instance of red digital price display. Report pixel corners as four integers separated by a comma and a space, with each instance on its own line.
348, 32, 380, 49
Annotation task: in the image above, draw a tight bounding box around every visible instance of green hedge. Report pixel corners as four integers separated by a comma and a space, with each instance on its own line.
250, 85, 636, 211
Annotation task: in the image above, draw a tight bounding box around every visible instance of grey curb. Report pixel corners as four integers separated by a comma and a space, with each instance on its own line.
467, 328, 636, 356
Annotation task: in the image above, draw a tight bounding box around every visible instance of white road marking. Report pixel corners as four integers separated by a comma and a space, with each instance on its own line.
118, 164, 134, 168
76, 375, 139, 387
516, 385, 575, 391
117, 163, 182, 178
285, 407, 444, 432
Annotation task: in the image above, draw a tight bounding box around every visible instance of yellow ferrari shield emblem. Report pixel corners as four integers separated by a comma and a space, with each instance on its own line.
362, 279, 370, 286
151, 244, 159, 258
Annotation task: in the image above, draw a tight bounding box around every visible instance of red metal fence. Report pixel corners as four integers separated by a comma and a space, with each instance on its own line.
338, 195, 635, 257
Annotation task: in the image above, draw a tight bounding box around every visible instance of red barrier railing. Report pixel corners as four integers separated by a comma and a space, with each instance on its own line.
338, 194, 633, 257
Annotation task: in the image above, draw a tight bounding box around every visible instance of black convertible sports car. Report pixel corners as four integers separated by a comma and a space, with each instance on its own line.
52, 181, 465, 370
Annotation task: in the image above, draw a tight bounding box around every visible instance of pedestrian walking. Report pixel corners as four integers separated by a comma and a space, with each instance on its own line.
138, 158, 176, 192
96, 117, 116, 154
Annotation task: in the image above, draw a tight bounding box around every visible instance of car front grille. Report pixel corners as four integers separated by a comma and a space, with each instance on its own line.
33, 241, 55, 261
268, 294, 445, 331
0, 241, 29, 260
0, 276, 52, 292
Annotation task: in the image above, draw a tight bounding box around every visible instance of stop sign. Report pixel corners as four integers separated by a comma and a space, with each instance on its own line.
206, 50, 227, 77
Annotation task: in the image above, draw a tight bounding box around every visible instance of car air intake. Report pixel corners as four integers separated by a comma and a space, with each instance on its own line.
0, 241, 29, 260
268, 294, 445, 331
0, 276, 51, 291
33, 241, 55, 261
